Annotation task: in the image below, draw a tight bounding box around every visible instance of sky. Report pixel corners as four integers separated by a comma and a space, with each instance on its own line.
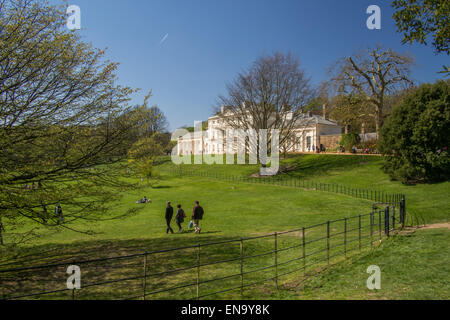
59, 0, 448, 131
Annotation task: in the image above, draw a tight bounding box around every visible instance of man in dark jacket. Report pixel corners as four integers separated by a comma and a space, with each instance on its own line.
165, 201, 174, 234
192, 201, 204, 234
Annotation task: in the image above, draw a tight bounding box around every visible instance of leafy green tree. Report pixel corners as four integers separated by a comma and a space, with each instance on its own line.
392, 0, 449, 75
340, 133, 361, 151
329, 94, 374, 133
379, 80, 450, 183
0, 0, 144, 244
128, 136, 164, 185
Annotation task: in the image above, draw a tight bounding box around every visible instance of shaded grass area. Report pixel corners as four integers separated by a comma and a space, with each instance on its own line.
0, 212, 380, 300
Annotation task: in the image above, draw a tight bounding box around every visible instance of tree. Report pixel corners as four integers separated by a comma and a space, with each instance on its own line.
217, 52, 313, 160
128, 135, 164, 185
379, 80, 450, 183
330, 46, 414, 137
121, 96, 169, 147
0, 0, 144, 244
392, 0, 449, 75
329, 94, 374, 133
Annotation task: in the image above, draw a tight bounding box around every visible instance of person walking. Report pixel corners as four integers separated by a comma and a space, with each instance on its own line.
192, 201, 204, 234
165, 201, 174, 234
175, 204, 186, 232
55, 204, 64, 225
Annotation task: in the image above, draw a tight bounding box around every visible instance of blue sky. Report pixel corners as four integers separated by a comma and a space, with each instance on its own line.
61, 0, 448, 130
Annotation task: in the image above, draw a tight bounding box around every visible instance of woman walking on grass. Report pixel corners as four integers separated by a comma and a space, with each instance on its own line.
175, 204, 186, 232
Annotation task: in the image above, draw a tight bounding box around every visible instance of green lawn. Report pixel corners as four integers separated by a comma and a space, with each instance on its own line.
0, 154, 448, 300
243, 227, 450, 300
159, 154, 450, 225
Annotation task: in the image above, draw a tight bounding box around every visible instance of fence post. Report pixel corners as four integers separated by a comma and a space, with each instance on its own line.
392, 206, 396, 230
326, 221, 330, 265
196, 244, 201, 300
240, 238, 244, 297
344, 218, 347, 259
302, 227, 306, 276
358, 215, 361, 253
401, 196, 406, 228
370, 212, 373, 249
378, 210, 382, 241
274, 232, 278, 289
143, 252, 148, 300
384, 207, 390, 237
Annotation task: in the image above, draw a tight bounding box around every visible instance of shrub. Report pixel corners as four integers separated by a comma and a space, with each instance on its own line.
379, 80, 450, 183
340, 133, 361, 150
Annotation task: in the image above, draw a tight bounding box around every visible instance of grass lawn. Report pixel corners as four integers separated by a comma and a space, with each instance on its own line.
159, 154, 450, 225
0, 154, 448, 300
247, 227, 449, 300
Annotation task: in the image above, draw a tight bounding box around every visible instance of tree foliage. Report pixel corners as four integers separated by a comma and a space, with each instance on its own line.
0, 0, 146, 244
379, 80, 450, 183
339, 133, 361, 151
392, 0, 449, 75
392, 0, 449, 54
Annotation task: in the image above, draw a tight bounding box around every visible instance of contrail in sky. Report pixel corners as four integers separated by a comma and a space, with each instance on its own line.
159, 33, 169, 45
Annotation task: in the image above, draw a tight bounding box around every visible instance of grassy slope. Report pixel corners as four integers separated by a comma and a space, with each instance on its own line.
1, 154, 448, 299
159, 154, 450, 224
244, 227, 450, 300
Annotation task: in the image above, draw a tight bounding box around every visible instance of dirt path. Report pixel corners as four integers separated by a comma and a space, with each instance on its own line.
417, 222, 450, 230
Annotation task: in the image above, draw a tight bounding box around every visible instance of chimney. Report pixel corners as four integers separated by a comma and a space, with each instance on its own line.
307, 111, 312, 117
322, 103, 328, 120
221, 106, 225, 114
361, 122, 366, 135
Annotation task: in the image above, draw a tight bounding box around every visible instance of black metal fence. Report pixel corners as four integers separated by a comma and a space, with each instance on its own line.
0, 197, 405, 300
162, 166, 406, 209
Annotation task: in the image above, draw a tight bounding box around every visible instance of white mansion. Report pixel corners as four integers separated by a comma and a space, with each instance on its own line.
177, 105, 343, 156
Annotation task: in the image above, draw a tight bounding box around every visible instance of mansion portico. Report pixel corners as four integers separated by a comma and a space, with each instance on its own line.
177, 106, 342, 155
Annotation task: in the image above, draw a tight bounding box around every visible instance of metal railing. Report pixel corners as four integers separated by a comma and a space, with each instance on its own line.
162, 166, 406, 208
0, 198, 405, 300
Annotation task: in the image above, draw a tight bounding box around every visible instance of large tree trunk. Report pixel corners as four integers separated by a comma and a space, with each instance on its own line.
375, 103, 383, 139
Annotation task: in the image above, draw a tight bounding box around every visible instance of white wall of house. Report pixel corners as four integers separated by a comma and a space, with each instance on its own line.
177, 112, 342, 155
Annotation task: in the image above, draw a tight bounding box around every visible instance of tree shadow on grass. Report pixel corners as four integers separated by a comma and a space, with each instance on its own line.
0, 233, 254, 300
150, 185, 172, 189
